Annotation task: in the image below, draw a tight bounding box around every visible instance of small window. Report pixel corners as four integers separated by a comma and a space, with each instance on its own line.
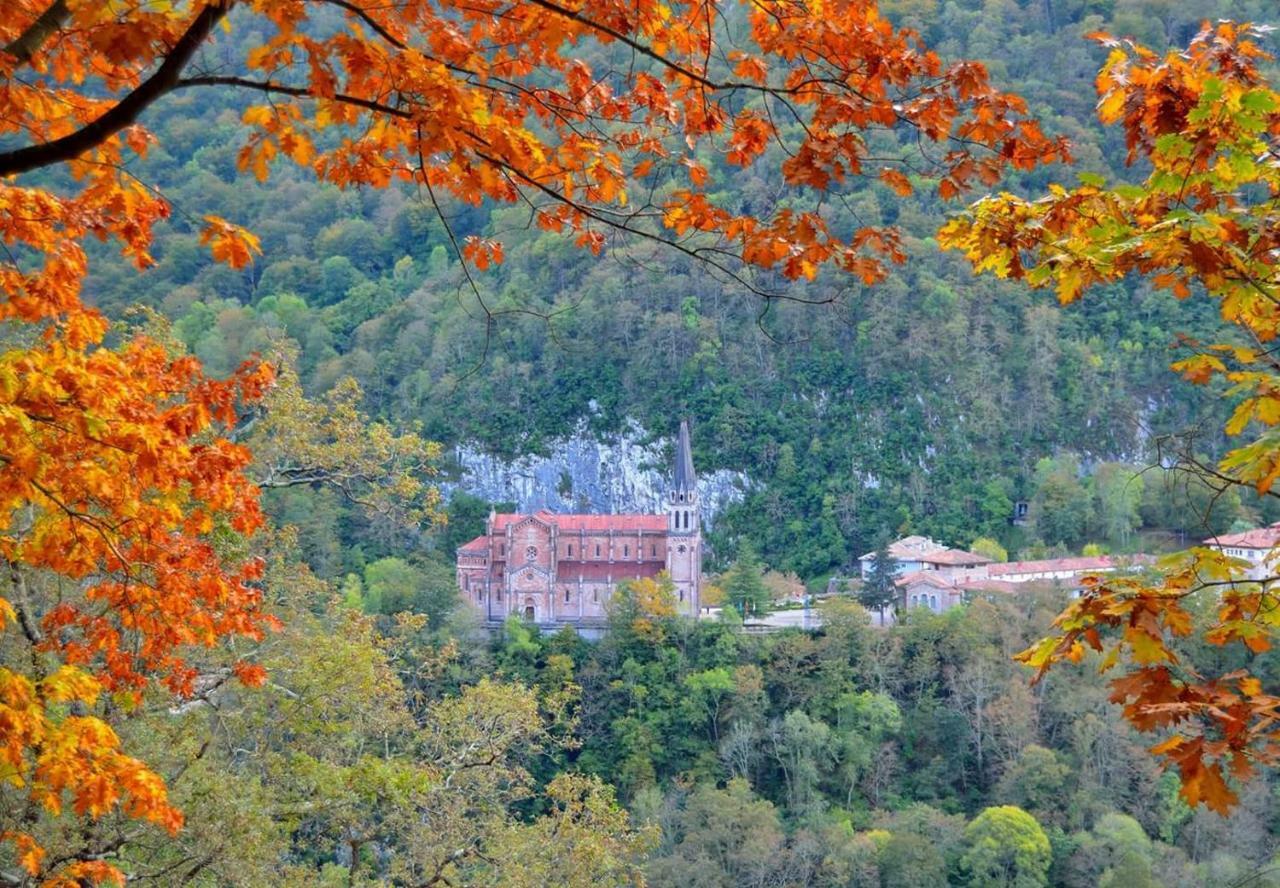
651, 544, 656, 557
565, 588, 570, 602
567, 544, 573, 557
592, 588, 598, 602
499, 543, 505, 556
595, 544, 601, 557
624, 545, 629, 557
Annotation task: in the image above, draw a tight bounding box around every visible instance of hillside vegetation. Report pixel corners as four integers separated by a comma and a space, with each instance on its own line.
78, 0, 1277, 579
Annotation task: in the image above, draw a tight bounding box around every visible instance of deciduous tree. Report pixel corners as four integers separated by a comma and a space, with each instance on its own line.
0, 0, 1067, 874
942, 21, 1280, 815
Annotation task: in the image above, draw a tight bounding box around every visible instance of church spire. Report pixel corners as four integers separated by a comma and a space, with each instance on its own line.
674, 419, 696, 496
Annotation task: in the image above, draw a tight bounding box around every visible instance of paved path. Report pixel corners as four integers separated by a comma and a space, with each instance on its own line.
743, 607, 821, 632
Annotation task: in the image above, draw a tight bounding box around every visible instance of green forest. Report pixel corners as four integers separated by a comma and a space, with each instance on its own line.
96, 575, 1280, 886
7, 0, 1280, 885
77, 0, 1276, 580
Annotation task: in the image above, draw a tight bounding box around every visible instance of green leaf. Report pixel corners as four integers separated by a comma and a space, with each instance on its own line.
1241, 89, 1278, 114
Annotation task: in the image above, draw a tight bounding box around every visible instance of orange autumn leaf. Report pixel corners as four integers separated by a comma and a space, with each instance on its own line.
951, 21, 1280, 814
879, 168, 913, 196
200, 215, 263, 269
0, 0, 1068, 877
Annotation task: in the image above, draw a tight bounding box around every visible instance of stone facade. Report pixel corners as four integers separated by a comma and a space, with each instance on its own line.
456, 421, 702, 629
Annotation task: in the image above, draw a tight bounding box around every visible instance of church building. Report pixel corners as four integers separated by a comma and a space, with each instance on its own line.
456, 421, 702, 629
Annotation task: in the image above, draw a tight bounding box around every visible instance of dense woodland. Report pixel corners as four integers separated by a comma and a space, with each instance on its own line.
89, 572, 1280, 886
6, 0, 1280, 885
75, 0, 1277, 580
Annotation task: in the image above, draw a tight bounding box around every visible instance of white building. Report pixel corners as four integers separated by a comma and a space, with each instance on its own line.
1202, 523, 1280, 580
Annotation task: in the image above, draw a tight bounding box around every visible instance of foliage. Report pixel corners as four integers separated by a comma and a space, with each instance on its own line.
971, 537, 1009, 563
943, 22, 1280, 815
859, 540, 900, 619
248, 344, 444, 534
608, 574, 679, 641
961, 806, 1052, 888
0, 237, 275, 885
719, 544, 772, 617
0, 0, 1066, 873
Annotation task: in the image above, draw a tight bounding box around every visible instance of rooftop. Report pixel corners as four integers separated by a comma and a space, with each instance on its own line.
895, 570, 956, 589
989, 555, 1121, 576
918, 549, 994, 567
491, 510, 668, 533
1204, 523, 1280, 550
860, 535, 948, 561
674, 419, 697, 494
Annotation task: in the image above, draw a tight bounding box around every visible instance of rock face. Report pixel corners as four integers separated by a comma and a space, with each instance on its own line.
447, 420, 747, 527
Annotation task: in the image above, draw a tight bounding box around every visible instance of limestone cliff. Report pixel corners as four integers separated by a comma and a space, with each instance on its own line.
446, 420, 747, 527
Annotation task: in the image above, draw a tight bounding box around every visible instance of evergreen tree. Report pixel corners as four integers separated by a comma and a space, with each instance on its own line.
722, 543, 771, 618
858, 538, 899, 626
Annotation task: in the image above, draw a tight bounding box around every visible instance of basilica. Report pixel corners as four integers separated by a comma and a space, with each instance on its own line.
455, 421, 703, 629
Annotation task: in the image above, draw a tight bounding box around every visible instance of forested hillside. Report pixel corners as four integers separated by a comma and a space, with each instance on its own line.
9, 1, 1280, 886
75, 0, 1277, 579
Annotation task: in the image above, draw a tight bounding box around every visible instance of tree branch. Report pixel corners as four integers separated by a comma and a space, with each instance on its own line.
174, 75, 410, 119
0, 1, 230, 178
3, 0, 70, 69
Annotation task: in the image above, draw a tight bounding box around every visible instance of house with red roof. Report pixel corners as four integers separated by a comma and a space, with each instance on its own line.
858, 535, 993, 580
1202, 523, 1280, 579
988, 555, 1128, 583
887, 539, 1150, 615
456, 421, 702, 630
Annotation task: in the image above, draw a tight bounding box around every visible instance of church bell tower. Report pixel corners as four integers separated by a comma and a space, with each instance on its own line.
667, 419, 701, 613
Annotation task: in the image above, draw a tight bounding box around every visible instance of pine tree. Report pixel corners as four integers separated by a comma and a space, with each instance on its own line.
722, 544, 771, 618
859, 539, 899, 626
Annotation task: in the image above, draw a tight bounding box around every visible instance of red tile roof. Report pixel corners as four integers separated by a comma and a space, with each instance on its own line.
895, 570, 956, 589
989, 555, 1118, 576
918, 549, 994, 566
491, 511, 668, 532
1204, 524, 1280, 550
458, 535, 489, 552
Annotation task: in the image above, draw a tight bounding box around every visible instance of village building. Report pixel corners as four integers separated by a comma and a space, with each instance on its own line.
456, 421, 702, 631
882, 538, 1148, 615
1202, 523, 1280, 580
857, 535, 992, 579
987, 555, 1127, 584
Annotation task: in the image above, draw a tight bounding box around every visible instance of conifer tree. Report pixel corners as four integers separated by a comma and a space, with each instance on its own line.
858, 538, 899, 626
722, 544, 771, 618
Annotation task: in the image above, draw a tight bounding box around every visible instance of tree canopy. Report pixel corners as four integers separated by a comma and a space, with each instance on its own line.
944, 21, 1280, 816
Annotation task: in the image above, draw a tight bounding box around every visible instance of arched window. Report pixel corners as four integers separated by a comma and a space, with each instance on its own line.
624, 545, 629, 557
